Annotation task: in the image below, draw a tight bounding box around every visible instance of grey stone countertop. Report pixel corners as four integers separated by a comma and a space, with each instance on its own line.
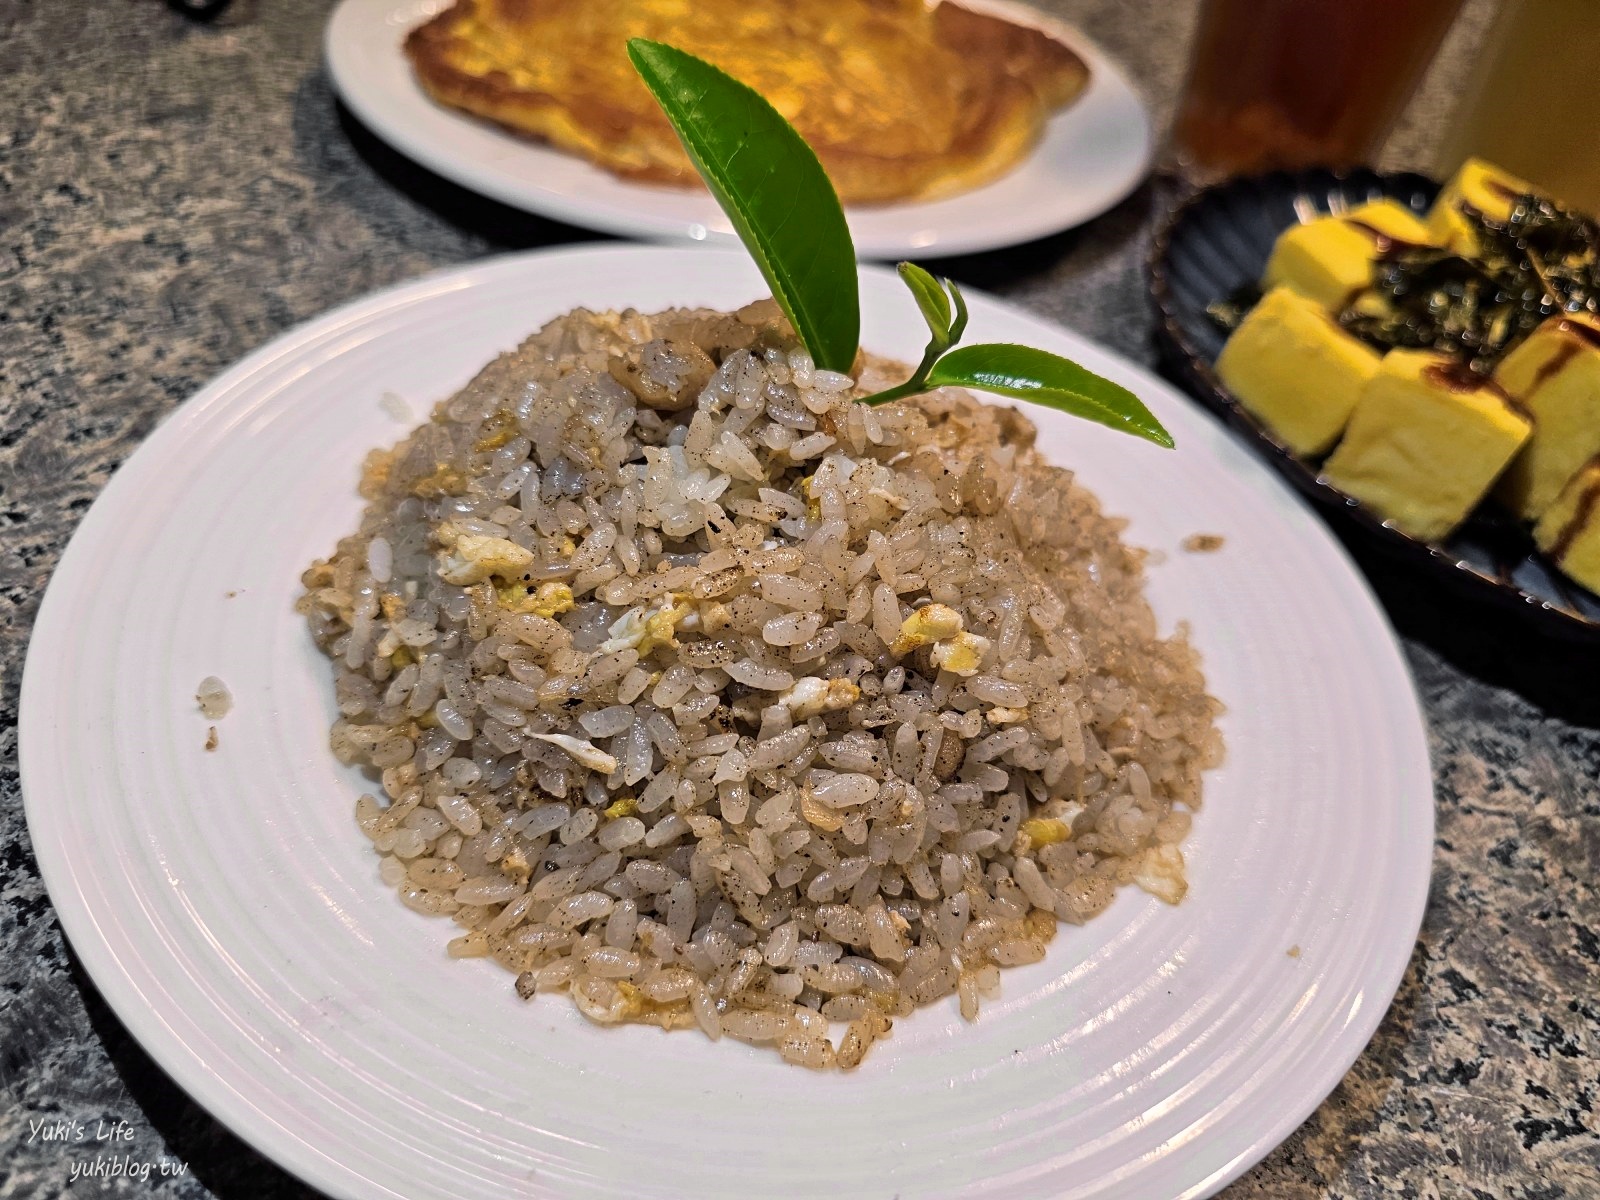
1, 0, 1596, 1196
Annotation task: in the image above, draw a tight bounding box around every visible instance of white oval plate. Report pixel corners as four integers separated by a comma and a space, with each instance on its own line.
324, 0, 1152, 259
20, 246, 1431, 1200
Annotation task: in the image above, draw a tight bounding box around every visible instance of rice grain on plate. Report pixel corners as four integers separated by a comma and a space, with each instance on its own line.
196, 676, 232, 719
298, 302, 1222, 1068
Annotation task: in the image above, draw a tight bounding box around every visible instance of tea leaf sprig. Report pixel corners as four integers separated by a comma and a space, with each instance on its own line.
627, 38, 1172, 448
863, 263, 970, 405
867, 267, 1170, 444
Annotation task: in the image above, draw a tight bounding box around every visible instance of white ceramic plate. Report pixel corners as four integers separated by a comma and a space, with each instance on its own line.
323, 0, 1153, 259
21, 246, 1431, 1200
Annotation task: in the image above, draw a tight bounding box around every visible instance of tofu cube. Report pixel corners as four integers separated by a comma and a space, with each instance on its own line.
1493, 314, 1600, 520
1534, 458, 1600, 596
1426, 157, 1538, 254
1262, 200, 1432, 312
1323, 350, 1533, 541
1216, 286, 1383, 457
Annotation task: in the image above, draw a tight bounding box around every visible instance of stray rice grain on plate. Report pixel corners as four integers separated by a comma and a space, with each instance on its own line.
298, 302, 1223, 1069
197, 676, 232, 719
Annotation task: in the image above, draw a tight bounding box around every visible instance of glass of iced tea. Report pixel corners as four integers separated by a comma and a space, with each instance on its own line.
1170, 0, 1462, 180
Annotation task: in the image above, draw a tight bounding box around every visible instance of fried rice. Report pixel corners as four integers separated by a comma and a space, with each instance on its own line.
297, 301, 1222, 1069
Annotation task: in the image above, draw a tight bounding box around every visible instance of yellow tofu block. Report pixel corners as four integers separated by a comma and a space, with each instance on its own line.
1426, 157, 1538, 254
1262, 201, 1433, 311
1493, 314, 1600, 519
1215, 286, 1383, 457
1323, 350, 1533, 541
1534, 458, 1600, 596
1262, 218, 1373, 311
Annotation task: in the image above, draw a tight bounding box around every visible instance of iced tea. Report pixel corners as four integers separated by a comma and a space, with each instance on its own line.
1172, 0, 1462, 179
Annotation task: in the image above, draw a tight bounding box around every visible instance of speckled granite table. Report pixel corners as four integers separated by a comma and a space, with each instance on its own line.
2, 1, 1596, 1196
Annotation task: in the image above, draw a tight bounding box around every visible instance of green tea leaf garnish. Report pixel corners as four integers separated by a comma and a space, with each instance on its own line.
898, 262, 953, 352
946, 277, 969, 345
926, 344, 1174, 448
629, 41, 1171, 448
864, 274, 1169, 447
881, 264, 961, 396
627, 38, 859, 373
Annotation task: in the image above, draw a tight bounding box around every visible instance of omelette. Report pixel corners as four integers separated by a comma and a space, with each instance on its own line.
404, 0, 1090, 205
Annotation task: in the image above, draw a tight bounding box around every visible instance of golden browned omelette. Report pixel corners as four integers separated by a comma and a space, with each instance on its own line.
404, 0, 1090, 205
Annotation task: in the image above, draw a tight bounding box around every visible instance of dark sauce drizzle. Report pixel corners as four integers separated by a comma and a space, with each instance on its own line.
1528, 319, 1600, 390
1550, 467, 1600, 562
1420, 360, 1530, 419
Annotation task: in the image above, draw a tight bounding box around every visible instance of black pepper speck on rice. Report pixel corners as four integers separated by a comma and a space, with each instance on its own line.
298, 302, 1224, 1069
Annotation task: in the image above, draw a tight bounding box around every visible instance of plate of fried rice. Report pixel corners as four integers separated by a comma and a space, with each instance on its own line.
20, 245, 1432, 1199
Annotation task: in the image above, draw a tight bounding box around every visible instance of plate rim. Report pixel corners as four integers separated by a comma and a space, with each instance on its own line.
20, 243, 1433, 1200
321, 0, 1153, 259
1147, 165, 1600, 641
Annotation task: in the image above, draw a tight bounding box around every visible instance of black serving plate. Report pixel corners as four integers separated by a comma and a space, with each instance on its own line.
1149, 166, 1600, 643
